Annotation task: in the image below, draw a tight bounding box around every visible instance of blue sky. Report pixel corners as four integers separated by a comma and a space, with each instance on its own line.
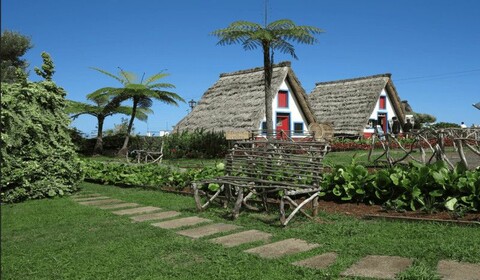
3, 0, 479, 136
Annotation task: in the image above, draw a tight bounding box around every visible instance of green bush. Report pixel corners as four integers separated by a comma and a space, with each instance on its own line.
81, 159, 224, 190
321, 160, 480, 213
1, 76, 83, 203
77, 130, 227, 159
162, 129, 228, 159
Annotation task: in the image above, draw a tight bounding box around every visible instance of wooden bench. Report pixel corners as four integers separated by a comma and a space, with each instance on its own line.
192, 140, 330, 226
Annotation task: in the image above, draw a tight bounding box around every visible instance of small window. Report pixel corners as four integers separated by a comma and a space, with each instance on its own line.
261, 121, 267, 135
278, 91, 288, 108
293, 122, 304, 135
379, 96, 386, 109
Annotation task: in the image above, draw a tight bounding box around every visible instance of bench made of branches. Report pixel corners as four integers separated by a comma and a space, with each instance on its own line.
192, 140, 330, 226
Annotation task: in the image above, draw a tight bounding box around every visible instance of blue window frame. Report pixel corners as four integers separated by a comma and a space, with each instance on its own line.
293, 122, 304, 135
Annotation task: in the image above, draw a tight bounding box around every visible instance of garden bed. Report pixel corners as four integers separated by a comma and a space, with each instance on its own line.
316, 200, 480, 224
159, 186, 480, 224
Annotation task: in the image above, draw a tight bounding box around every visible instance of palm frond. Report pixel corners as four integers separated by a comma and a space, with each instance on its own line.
90, 67, 125, 84
267, 19, 296, 30
65, 100, 101, 118
271, 40, 297, 59
148, 82, 176, 89
87, 87, 124, 100
118, 70, 137, 84
133, 108, 152, 121
144, 72, 170, 85
151, 90, 185, 105
212, 21, 262, 46
113, 106, 153, 121
242, 37, 262, 51
125, 83, 148, 91
138, 97, 153, 108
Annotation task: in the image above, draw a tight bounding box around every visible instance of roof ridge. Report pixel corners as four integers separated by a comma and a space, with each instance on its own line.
315, 73, 391, 86
219, 61, 291, 78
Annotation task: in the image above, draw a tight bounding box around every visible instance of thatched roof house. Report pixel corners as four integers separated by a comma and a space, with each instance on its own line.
174, 62, 316, 137
308, 73, 406, 137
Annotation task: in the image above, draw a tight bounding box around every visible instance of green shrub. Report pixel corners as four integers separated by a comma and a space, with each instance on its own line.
81, 159, 224, 190
77, 130, 227, 159
162, 129, 228, 159
321, 160, 480, 213
1, 66, 83, 203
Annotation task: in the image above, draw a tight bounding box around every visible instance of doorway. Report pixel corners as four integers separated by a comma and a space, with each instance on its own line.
276, 113, 290, 139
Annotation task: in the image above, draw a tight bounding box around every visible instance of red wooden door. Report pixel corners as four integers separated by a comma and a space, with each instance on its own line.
377, 114, 387, 134
276, 114, 290, 139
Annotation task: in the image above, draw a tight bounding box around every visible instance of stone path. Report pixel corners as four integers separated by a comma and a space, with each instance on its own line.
97, 202, 140, 210
176, 223, 241, 239
245, 238, 320, 259
210, 229, 272, 247
151, 216, 212, 229
71, 194, 480, 279
292, 252, 338, 269
437, 260, 480, 280
130, 211, 181, 222
78, 199, 123, 206
340, 255, 412, 279
112, 206, 161, 215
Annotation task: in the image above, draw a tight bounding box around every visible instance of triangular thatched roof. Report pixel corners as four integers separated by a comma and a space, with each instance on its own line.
174, 61, 316, 132
401, 100, 414, 113
308, 73, 405, 137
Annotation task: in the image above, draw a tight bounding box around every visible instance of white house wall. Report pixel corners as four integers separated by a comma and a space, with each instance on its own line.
364, 88, 398, 134
259, 80, 308, 136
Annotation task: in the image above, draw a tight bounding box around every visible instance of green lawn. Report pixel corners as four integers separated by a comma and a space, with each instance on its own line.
2, 182, 479, 279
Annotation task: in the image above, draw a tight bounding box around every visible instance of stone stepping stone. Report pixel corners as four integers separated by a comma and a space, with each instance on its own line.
73, 196, 110, 202
78, 199, 123, 206
437, 260, 480, 280
244, 238, 320, 259
130, 211, 181, 222
176, 223, 241, 239
209, 229, 272, 247
292, 252, 338, 269
112, 206, 161, 216
97, 203, 140, 210
151, 216, 212, 229
72, 193, 103, 198
340, 255, 412, 279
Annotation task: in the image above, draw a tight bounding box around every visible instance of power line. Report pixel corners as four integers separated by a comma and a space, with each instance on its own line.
395, 68, 480, 84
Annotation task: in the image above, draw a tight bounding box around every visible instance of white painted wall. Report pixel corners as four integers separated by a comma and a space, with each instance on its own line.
364, 88, 399, 134
258, 80, 308, 136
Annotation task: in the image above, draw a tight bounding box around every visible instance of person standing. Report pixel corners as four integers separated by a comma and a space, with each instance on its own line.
403, 119, 413, 138
392, 116, 401, 137
460, 122, 467, 128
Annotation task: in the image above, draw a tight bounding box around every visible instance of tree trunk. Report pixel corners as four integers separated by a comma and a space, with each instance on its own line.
263, 42, 274, 139
118, 98, 138, 156
93, 116, 105, 155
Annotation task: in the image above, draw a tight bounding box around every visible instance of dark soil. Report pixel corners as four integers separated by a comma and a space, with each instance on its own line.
317, 200, 480, 222
162, 186, 480, 223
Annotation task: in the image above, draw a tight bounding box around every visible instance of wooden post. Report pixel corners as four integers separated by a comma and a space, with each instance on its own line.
455, 139, 469, 169
312, 195, 319, 217
193, 183, 203, 212
232, 187, 243, 220
279, 196, 286, 226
